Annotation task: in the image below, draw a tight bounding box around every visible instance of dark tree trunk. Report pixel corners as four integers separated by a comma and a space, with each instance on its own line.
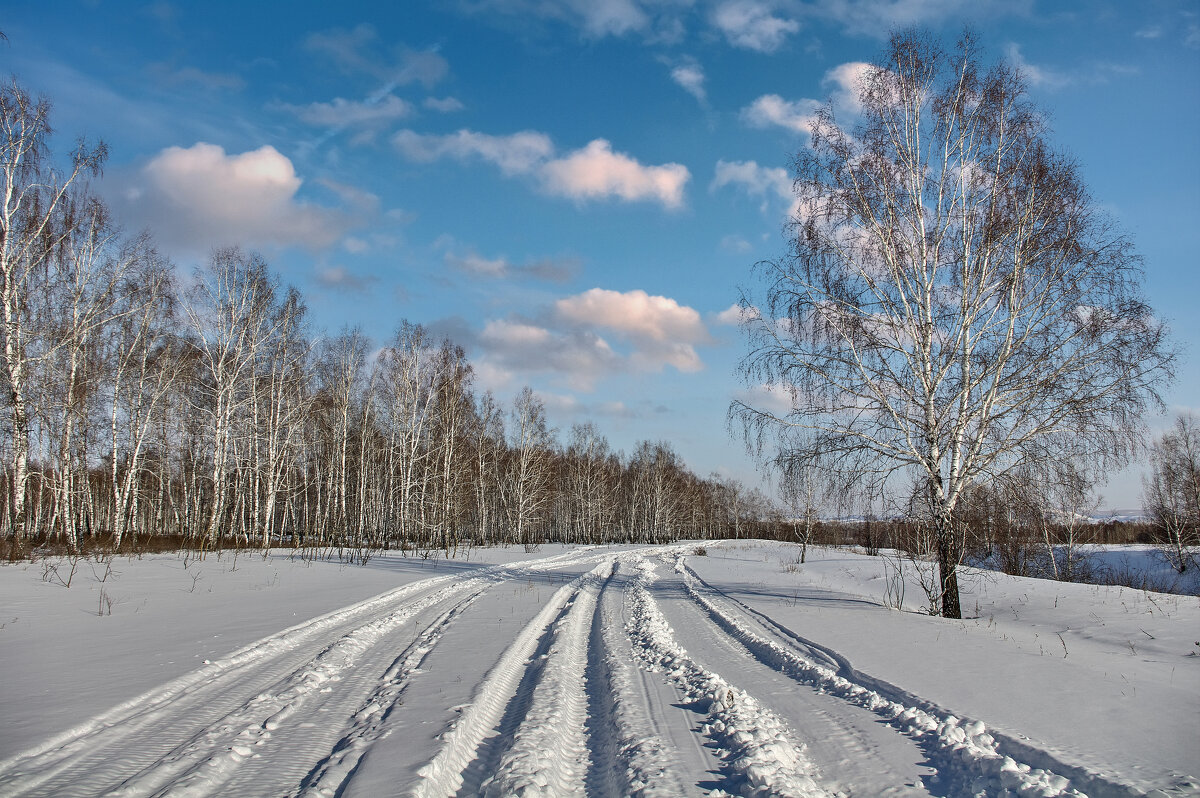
935, 512, 962, 619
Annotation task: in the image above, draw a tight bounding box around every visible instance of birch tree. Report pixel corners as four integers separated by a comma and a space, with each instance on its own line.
1144, 414, 1200, 573
0, 81, 105, 538
734, 30, 1174, 617
563, 422, 615, 543
105, 242, 179, 546
186, 249, 278, 545
507, 387, 553, 546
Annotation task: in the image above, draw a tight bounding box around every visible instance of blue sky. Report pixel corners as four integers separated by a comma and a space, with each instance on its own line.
4, 1, 1198, 509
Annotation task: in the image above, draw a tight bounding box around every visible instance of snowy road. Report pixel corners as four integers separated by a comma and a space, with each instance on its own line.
0, 545, 1186, 797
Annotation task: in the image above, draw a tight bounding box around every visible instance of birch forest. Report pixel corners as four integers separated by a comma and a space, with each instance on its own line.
1, 81, 764, 556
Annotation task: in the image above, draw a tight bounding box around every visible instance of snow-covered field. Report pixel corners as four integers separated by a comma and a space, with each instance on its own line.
0, 541, 1196, 797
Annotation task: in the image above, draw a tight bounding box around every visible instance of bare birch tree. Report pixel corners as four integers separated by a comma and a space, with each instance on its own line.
507, 387, 553, 547
105, 241, 179, 546
733, 30, 1174, 617
778, 459, 832, 564
563, 422, 616, 543
0, 81, 105, 538
186, 249, 279, 545
1143, 414, 1200, 573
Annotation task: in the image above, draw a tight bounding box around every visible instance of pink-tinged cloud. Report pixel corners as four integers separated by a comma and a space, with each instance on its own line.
118, 143, 355, 251
555, 287, 712, 372
393, 129, 689, 209
541, 139, 689, 209
467, 288, 715, 390
556, 287, 707, 343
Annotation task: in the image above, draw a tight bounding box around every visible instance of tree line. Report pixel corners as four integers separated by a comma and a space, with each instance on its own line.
0, 79, 779, 557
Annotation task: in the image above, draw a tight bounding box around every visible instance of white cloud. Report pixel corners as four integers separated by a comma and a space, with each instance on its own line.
1005, 43, 1072, 90
712, 0, 800, 53
316, 178, 382, 215
733, 383, 795, 416
741, 94, 819, 134
555, 287, 711, 372
741, 63, 873, 136
535, 390, 585, 415
456, 0, 688, 41
393, 128, 555, 175
464, 287, 715, 390
823, 61, 874, 114
479, 318, 621, 391
541, 139, 689, 208
715, 303, 759, 325
316, 266, 379, 293
578, 0, 651, 36
712, 159, 792, 202
279, 94, 414, 127
394, 129, 690, 209
445, 249, 579, 282
712, 159, 800, 218
116, 143, 355, 251
305, 25, 449, 87
534, 392, 638, 419
449, 252, 509, 278
809, 0, 1029, 39
424, 96, 465, 112
669, 59, 706, 103
719, 234, 753, 254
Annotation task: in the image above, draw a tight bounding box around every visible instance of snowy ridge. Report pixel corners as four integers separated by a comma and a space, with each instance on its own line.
626, 554, 837, 798
674, 555, 1110, 798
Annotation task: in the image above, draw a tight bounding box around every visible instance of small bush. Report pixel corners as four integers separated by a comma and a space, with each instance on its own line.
693, 546, 708, 556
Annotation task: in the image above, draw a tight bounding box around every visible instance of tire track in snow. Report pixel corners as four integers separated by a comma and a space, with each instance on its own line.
475, 560, 614, 797
674, 556, 1115, 798
294, 590, 485, 798
0, 573, 458, 798
587, 560, 688, 798
0, 547, 604, 798
626, 554, 837, 798
104, 576, 495, 798
411, 558, 615, 797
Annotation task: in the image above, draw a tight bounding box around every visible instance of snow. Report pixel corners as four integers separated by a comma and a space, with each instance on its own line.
0, 541, 1196, 797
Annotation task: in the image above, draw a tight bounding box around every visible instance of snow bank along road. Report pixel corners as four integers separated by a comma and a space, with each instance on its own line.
0, 545, 1182, 797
